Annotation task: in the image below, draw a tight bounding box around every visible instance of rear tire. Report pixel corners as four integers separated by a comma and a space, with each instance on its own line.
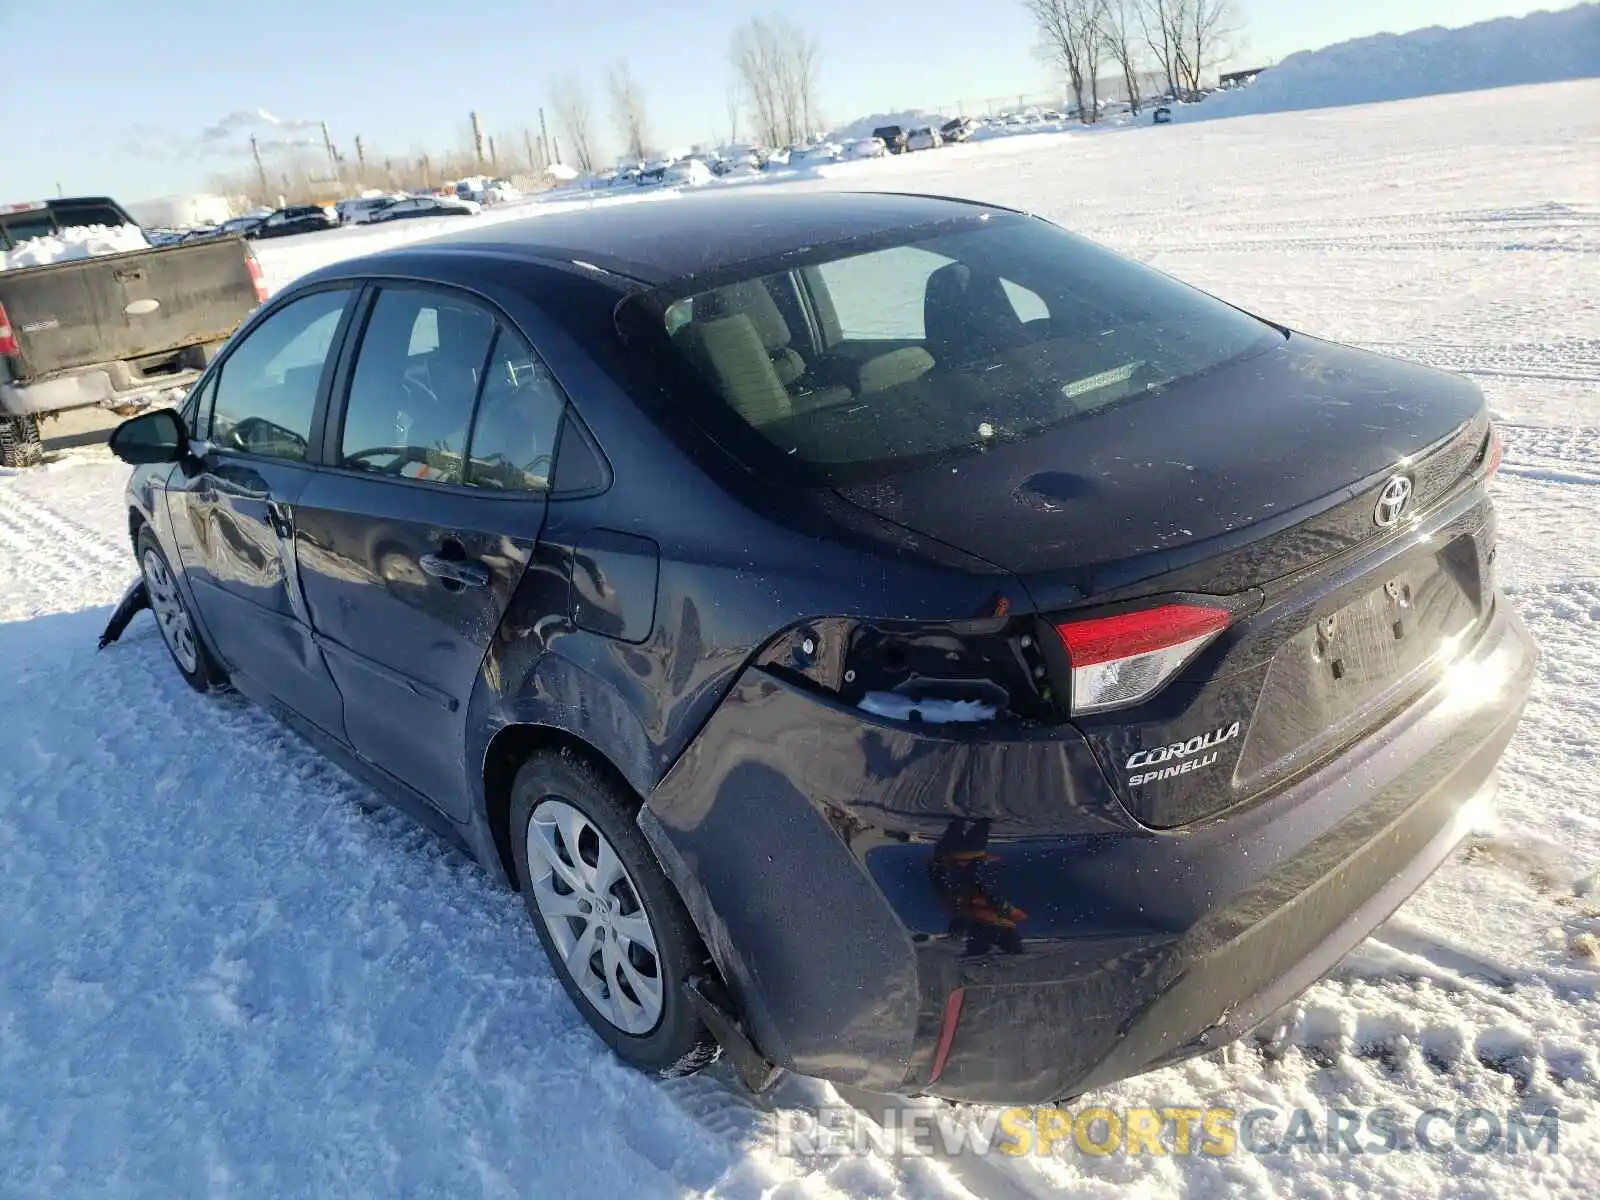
0, 414, 43, 469
136, 526, 225, 692
510, 749, 720, 1077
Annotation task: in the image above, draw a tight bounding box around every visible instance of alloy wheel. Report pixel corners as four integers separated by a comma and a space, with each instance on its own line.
526, 797, 665, 1035
140, 548, 199, 674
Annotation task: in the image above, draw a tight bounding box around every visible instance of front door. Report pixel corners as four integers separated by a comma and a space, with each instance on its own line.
294, 285, 566, 819
166, 285, 355, 737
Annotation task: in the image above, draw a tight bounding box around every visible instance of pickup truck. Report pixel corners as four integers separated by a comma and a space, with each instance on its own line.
0, 196, 267, 467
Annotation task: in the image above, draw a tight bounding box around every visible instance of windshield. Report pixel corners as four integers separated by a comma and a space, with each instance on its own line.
652, 215, 1280, 482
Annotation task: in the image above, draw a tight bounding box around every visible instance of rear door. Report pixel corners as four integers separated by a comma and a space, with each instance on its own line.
165, 284, 357, 736
293, 284, 565, 819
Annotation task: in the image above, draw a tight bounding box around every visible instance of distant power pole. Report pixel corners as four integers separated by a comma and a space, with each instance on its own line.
250, 134, 269, 196
354, 135, 366, 173
422, 154, 432, 188
488, 136, 498, 169
320, 120, 340, 182
523, 127, 536, 171
469, 111, 488, 165
539, 107, 551, 165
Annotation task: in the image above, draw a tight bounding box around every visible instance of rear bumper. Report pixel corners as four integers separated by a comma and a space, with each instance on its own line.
1, 355, 212, 417
641, 596, 1537, 1104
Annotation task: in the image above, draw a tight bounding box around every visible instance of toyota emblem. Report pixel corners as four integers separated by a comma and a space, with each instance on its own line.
1373, 475, 1413, 527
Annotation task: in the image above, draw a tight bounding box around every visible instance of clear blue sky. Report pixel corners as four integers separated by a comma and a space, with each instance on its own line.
2, 0, 1561, 200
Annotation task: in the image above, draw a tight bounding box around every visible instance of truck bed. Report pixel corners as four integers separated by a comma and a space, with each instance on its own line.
0, 236, 261, 385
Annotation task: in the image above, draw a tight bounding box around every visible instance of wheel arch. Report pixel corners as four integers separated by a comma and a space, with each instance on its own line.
481, 721, 643, 890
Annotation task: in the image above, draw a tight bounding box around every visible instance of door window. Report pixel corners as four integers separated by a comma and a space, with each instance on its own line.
338, 288, 495, 484
464, 330, 565, 491
209, 287, 351, 461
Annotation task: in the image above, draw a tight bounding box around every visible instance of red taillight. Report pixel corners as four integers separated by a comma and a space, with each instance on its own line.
0, 301, 18, 356
245, 254, 269, 303
1055, 603, 1232, 715
927, 988, 965, 1085
1484, 425, 1503, 481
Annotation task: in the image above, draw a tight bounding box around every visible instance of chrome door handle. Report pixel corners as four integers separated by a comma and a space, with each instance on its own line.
419, 552, 490, 588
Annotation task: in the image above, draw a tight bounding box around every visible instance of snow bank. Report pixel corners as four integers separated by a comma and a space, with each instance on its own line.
0, 223, 151, 272
1182, 4, 1600, 122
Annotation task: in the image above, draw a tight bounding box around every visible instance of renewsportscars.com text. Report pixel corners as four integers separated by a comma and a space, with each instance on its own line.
776, 1104, 1561, 1158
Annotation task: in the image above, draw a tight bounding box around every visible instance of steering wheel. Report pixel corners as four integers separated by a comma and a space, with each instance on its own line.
343, 445, 434, 476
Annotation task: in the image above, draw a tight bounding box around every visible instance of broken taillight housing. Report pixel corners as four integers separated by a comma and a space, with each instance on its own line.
1055, 604, 1232, 715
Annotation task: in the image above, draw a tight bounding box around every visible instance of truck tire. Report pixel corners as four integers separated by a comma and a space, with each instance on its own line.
0, 414, 43, 469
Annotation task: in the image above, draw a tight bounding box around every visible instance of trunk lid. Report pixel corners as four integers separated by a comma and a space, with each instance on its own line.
836, 335, 1497, 826
0, 238, 259, 382
834, 335, 1488, 602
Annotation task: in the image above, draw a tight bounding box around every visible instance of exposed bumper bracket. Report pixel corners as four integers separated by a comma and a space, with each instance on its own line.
99, 576, 149, 649
685, 974, 782, 1095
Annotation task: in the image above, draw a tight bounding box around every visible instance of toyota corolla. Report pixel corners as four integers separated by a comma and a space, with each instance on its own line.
102, 191, 1535, 1104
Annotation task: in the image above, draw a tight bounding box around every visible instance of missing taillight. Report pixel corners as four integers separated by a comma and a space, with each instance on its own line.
756, 616, 1055, 723
1055, 604, 1232, 715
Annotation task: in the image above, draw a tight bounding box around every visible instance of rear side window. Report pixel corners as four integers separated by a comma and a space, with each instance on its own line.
50, 203, 128, 230
656, 216, 1278, 482
209, 288, 351, 460
338, 288, 495, 484
0, 212, 56, 249
465, 330, 564, 491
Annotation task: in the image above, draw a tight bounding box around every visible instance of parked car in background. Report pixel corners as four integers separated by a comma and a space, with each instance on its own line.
337, 195, 405, 225
486, 179, 523, 204
369, 195, 481, 223
939, 118, 976, 143
906, 127, 944, 151
248, 206, 338, 240
844, 137, 888, 160
215, 215, 266, 238
104, 191, 1531, 1106
872, 125, 909, 154
0, 195, 266, 467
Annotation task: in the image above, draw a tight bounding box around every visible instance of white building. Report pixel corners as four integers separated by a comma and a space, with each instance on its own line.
124, 193, 236, 229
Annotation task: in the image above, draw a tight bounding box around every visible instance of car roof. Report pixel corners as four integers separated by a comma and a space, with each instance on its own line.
361, 190, 1010, 286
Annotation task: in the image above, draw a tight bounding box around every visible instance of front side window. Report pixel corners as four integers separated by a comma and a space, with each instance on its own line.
654, 215, 1279, 481
209, 288, 351, 460
338, 288, 495, 484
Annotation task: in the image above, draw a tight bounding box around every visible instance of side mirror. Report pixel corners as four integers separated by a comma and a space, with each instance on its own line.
108, 407, 189, 465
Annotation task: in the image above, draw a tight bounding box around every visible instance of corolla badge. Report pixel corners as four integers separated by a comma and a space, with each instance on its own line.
1373, 475, 1413, 527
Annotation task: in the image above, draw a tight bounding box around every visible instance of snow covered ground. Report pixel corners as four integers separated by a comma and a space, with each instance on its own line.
1, 80, 1597, 1197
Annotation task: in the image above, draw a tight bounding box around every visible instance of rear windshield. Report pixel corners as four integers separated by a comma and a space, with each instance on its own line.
650, 215, 1279, 483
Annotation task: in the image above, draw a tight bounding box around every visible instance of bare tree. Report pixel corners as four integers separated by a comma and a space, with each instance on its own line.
1140, 0, 1239, 99
607, 59, 649, 162
549, 74, 597, 172
1025, 0, 1105, 123
1139, 0, 1184, 100
725, 82, 742, 146
729, 15, 823, 147
1101, 0, 1144, 113
1181, 0, 1241, 96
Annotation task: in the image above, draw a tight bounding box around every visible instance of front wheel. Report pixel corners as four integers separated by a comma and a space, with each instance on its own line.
510, 750, 720, 1076
136, 526, 225, 692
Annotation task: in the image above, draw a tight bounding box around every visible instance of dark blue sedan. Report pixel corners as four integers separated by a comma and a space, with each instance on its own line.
103, 191, 1535, 1103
